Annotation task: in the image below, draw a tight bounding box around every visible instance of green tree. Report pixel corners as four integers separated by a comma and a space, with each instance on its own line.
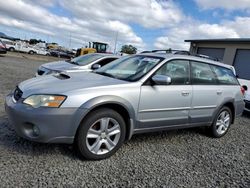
121, 44, 137, 54
29, 39, 45, 45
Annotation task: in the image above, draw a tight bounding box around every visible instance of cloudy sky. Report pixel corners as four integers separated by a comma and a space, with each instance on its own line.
0, 0, 250, 52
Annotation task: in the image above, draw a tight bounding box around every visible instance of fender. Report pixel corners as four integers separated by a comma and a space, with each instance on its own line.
78, 95, 137, 139
212, 98, 235, 124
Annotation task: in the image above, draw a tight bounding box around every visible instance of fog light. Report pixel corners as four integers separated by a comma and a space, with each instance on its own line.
32, 125, 40, 136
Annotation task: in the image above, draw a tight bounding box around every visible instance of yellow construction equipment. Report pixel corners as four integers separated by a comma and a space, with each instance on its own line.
76, 42, 108, 57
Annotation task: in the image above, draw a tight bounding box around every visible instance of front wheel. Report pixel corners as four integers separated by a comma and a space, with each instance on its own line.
210, 106, 232, 138
76, 108, 126, 160
9, 47, 15, 52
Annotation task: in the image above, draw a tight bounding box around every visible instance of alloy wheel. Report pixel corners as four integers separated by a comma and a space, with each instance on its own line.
86, 117, 121, 155
215, 110, 230, 135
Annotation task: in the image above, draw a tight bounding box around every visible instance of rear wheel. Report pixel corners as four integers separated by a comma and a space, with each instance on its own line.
210, 106, 232, 138
76, 108, 126, 160
29, 50, 35, 55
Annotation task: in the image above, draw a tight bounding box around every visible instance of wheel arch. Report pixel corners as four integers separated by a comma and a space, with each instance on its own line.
76, 96, 136, 140
212, 99, 235, 124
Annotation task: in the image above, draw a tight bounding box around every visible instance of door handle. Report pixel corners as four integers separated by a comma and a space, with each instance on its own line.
217, 91, 222, 95
181, 91, 190, 96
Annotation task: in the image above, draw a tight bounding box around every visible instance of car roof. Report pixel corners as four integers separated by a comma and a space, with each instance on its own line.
137, 52, 234, 70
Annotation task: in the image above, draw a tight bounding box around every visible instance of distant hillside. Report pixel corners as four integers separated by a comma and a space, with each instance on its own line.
0, 32, 19, 40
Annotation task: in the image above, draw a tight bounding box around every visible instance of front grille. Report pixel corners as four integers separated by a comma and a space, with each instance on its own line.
13, 87, 23, 101
37, 69, 45, 75
245, 100, 250, 110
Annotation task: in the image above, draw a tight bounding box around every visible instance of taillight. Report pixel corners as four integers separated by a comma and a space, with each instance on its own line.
241, 86, 245, 95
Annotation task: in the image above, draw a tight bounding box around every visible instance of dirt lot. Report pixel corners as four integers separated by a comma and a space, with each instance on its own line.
0, 52, 249, 187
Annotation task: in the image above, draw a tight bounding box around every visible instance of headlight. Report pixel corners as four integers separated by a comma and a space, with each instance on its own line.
23, 95, 66, 108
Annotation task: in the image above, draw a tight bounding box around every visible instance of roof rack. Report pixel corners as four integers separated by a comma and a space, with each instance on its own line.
151, 49, 191, 55
194, 54, 220, 61
140, 49, 220, 62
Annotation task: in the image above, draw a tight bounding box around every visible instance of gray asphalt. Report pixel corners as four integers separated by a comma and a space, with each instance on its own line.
0, 53, 249, 187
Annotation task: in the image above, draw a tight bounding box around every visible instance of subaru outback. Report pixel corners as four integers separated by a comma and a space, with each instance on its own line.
5, 52, 245, 160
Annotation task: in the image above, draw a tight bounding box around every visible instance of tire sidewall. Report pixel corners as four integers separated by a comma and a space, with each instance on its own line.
76, 108, 126, 160
212, 106, 232, 138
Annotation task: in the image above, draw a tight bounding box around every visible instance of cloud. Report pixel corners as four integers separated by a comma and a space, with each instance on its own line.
0, 15, 54, 35
0, 0, 150, 49
60, 0, 183, 28
154, 18, 244, 50
194, 0, 250, 11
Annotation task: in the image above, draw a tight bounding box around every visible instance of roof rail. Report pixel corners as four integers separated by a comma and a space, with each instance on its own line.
141, 49, 191, 55
140, 49, 220, 62
194, 54, 220, 61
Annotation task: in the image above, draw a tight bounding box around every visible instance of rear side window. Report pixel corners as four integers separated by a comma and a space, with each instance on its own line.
211, 65, 238, 85
191, 61, 217, 85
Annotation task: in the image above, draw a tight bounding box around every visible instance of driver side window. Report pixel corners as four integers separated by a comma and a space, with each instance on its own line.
155, 60, 190, 85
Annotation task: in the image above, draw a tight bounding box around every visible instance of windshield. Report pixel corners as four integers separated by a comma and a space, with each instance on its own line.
95, 55, 164, 81
70, 54, 105, 66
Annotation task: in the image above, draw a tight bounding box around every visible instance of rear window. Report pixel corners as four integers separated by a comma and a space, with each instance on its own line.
211, 65, 239, 85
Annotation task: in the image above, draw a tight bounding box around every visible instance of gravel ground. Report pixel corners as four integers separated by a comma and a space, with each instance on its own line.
0, 53, 249, 187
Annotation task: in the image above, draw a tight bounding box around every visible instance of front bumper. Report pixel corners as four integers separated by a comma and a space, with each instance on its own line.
5, 94, 88, 143
0, 48, 7, 54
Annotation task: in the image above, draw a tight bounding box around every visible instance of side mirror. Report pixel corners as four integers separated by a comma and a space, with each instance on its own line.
152, 75, 171, 85
91, 64, 101, 70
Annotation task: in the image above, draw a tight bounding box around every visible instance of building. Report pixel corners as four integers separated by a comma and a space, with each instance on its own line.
185, 38, 250, 83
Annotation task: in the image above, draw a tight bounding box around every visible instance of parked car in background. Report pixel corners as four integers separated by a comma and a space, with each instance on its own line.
49, 49, 74, 59
236, 73, 250, 113
0, 38, 16, 51
242, 86, 250, 112
35, 48, 50, 56
5, 51, 244, 160
0, 40, 7, 54
36, 53, 119, 76
15, 41, 38, 54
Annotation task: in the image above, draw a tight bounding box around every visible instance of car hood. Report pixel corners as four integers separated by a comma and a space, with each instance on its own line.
19, 72, 128, 98
42, 61, 88, 71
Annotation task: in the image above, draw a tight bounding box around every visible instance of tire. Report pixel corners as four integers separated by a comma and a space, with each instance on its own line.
76, 108, 126, 160
209, 106, 232, 138
9, 47, 15, 52
29, 50, 34, 55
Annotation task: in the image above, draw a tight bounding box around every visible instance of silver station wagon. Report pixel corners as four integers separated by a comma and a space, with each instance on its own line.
5, 52, 245, 160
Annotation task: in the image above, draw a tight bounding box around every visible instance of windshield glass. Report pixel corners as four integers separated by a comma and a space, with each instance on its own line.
70, 54, 104, 66
95, 55, 164, 81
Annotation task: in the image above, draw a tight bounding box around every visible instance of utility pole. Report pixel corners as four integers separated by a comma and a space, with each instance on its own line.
113, 31, 118, 54
69, 33, 72, 49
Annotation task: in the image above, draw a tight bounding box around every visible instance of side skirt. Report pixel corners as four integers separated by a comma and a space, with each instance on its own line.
133, 122, 211, 135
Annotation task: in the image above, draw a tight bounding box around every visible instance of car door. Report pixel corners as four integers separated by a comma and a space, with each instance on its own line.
138, 60, 192, 129
189, 61, 221, 124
